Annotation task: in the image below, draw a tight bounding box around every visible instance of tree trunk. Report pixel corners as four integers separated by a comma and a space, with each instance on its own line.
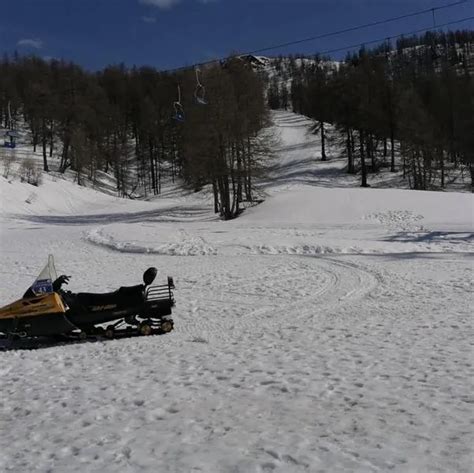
440, 149, 445, 188
359, 129, 369, 187
347, 128, 355, 174
469, 163, 474, 193
212, 179, 219, 213
390, 129, 396, 172
245, 136, 252, 201
320, 121, 327, 161
236, 143, 243, 205
367, 134, 376, 172
33, 131, 38, 153
42, 118, 49, 172
149, 138, 156, 194
402, 144, 407, 179
60, 132, 71, 173
49, 121, 54, 158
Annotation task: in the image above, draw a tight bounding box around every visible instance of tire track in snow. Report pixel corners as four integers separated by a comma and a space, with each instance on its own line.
47, 224, 383, 346
175, 256, 382, 342
81, 223, 383, 342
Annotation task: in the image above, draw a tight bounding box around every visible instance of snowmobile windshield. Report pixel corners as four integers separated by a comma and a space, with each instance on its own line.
30, 255, 58, 295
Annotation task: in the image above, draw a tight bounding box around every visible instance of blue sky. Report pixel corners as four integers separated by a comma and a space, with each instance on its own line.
0, 0, 472, 70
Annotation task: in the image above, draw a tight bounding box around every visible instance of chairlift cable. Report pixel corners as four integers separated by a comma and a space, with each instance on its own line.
230, 15, 473, 79
166, 11, 472, 118
247, 0, 468, 56
162, 0, 469, 73
314, 16, 474, 58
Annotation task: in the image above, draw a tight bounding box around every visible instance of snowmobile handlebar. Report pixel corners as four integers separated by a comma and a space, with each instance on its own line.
53, 275, 71, 292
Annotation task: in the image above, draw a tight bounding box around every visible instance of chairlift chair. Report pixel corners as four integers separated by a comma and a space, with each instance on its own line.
194, 67, 207, 105
4, 130, 19, 149
174, 102, 185, 122
173, 85, 185, 122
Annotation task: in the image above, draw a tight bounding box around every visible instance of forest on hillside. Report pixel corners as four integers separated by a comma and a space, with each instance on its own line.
0, 29, 473, 222
268, 30, 474, 190
0, 57, 268, 219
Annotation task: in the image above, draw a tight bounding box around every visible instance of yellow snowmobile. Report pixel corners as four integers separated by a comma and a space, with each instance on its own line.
0, 256, 175, 340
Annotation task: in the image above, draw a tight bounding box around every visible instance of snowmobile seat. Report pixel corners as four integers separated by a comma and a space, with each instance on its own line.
76, 285, 144, 309
117, 285, 145, 306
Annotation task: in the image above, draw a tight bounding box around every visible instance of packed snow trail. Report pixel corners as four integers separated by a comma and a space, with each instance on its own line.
0, 110, 473, 472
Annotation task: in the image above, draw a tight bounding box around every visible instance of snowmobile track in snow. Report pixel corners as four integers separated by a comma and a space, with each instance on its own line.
176, 255, 383, 342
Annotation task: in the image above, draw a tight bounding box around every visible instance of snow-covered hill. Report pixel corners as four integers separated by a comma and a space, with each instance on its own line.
0, 110, 473, 473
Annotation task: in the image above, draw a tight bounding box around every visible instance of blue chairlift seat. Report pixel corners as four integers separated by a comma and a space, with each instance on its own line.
4, 129, 18, 148
173, 102, 185, 122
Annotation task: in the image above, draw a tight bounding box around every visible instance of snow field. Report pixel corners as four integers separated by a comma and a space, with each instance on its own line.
1, 246, 472, 472
0, 110, 473, 473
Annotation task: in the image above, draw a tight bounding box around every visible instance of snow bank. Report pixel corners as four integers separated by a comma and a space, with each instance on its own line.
87, 227, 217, 256
0, 174, 133, 216
243, 186, 473, 228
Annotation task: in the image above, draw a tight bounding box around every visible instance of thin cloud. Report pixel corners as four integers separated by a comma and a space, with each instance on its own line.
139, 0, 181, 9
17, 38, 43, 49
139, 0, 218, 9
142, 16, 157, 23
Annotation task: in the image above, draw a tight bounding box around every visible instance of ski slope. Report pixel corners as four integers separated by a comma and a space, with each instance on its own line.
0, 111, 473, 473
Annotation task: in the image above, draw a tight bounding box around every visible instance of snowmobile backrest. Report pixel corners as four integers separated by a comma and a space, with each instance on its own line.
143, 267, 157, 286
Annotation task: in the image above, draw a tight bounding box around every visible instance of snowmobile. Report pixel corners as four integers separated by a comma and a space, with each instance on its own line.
0, 256, 176, 341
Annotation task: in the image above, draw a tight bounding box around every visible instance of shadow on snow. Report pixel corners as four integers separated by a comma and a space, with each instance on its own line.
12, 205, 216, 226
381, 231, 474, 244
